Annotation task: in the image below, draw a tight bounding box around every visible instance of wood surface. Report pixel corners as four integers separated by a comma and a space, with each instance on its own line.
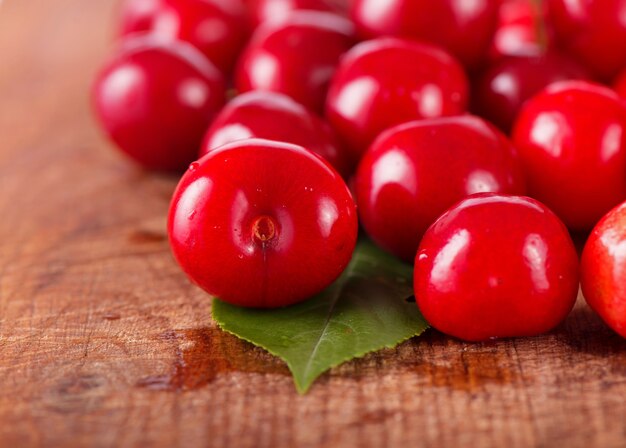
2, 1, 626, 447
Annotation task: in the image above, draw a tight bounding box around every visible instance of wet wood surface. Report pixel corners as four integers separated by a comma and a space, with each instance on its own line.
2, 1, 626, 447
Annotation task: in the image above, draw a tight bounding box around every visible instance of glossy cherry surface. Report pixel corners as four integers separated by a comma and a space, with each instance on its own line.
414, 194, 579, 342
236, 11, 354, 114
120, 0, 249, 73
200, 91, 351, 176
491, 0, 551, 58
547, 0, 626, 81
350, 0, 499, 69
581, 201, 626, 338
168, 139, 358, 308
614, 68, 626, 99
325, 37, 469, 162
246, 0, 345, 28
93, 36, 225, 172
473, 53, 588, 132
512, 81, 626, 231
119, 0, 161, 35
356, 116, 526, 262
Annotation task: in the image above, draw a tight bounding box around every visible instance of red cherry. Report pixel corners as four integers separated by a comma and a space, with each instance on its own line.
547, 0, 626, 81
93, 36, 225, 172
118, 0, 161, 35
355, 116, 526, 262
512, 81, 626, 231
415, 194, 579, 342
350, 0, 499, 69
120, 0, 249, 73
168, 139, 358, 308
614, 68, 626, 98
325, 37, 469, 162
200, 91, 351, 177
473, 53, 588, 133
246, 0, 345, 28
491, 0, 551, 58
581, 201, 626, 337
236, 11, 354, 114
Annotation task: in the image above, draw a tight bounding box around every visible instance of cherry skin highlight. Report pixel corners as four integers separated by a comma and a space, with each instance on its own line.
236, 11, 354, 114
512, 81, 626, 231
581, 201, 626, 338
168, 139, 358, 308
246, 0, 345, 28
491, 0, 552, 59
92, 36, 225, 172
350, 0, 498, 70
473, 53, 588, 133
200, 91, 351, 177
325, 37, 469, 162
119, 0, 249, 73
356, 116, 526, 263
547, 0, 626, 81
414, 194, 579, 342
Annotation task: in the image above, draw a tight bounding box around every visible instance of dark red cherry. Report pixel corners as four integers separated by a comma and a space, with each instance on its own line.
513, 81, 626, 231
93, 36, 225, 172
355, 116, 526, 262
236, 11, 354, 114
547, 0, 626, 81
246, 0, 345, 28
473, 52, 588, 133
350, 0, 499, 69
415, 194, 579, 342
120, 0, 249, 73
325, 37, 469, 162
200, 91, 351, 176
168, 139, 358, 308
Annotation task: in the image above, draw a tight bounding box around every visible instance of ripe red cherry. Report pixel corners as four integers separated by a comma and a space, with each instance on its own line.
119, 0, 160, 35
355, 116, 526, 262
236, 11, 354, 114
491, 0, 551, 58
93, 36, 225, 172
512, 81, 626, 231
473, 53, 588, 132
168, 139, 358, 308
120, 0, 249, 73
581, 201, 626, 337
246, 0, 345, 28
350, 0, 499, 69
614, 68, 626, 99
414, 194, 579, 342
200, 91, 351, 177
325, 37, 468, 162
547, 0, 626, 81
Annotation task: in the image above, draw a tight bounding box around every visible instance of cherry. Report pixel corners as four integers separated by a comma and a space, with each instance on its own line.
473, 53, 588, 133
93, 36, 225, 172
512, 81, 626, 231
119, 0, 249, 73
581, 201, 626, 338
491, 0, 551, 59
246, 0, 345, 28
168, 139, 358, 308
325, 37, 468, 162
414, 194, 579, 342
200, 91, 351, 177
547, 0, 626, 81
235, 11, 354, 114
355, 116, 526, 262
118, 0, 161, 35
349, 0, 499, 70
614, 68, 626, 99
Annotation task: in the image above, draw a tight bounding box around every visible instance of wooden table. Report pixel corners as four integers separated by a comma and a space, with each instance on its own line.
2, 1, 626, 446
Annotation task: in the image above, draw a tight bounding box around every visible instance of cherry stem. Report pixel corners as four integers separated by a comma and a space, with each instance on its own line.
530, 0, 549, 53
252, 215, 277, 244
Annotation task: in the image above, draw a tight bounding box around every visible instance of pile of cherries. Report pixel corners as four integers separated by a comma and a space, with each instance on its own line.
93, 0, 626, 342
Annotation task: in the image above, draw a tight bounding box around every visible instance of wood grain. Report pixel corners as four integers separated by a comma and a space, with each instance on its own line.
2, 1, 626, 447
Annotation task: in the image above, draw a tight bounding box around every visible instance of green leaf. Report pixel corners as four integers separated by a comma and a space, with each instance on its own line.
212, 240, 429, 393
